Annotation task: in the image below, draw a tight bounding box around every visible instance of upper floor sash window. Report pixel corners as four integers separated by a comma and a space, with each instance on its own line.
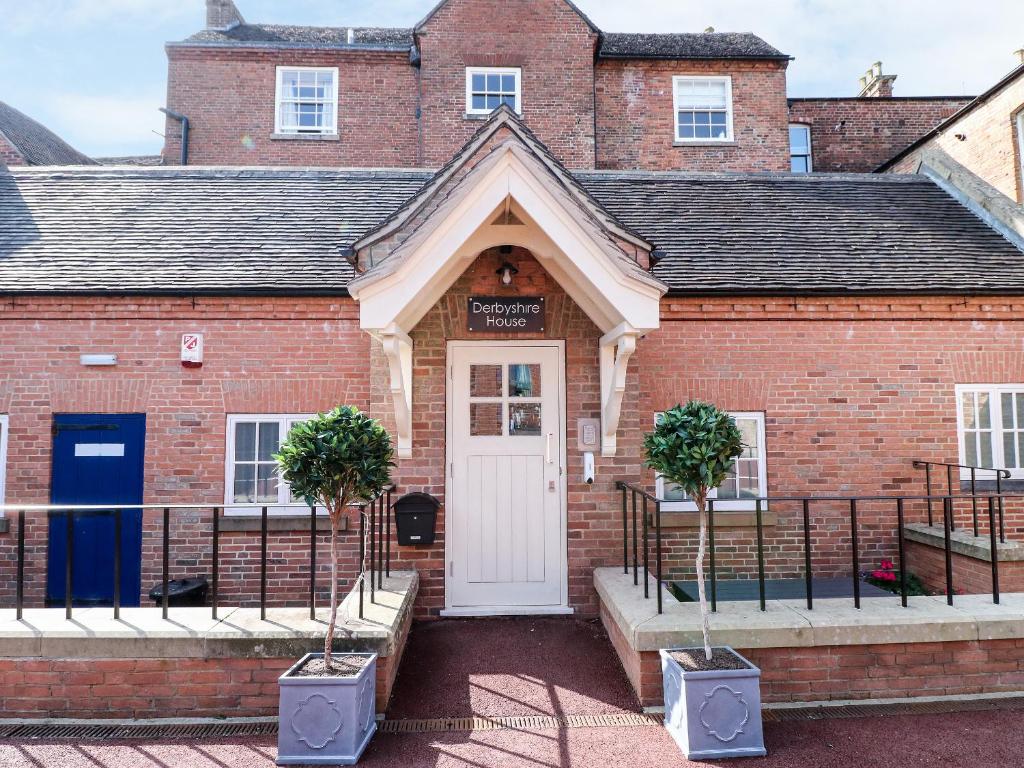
789, 124, 812, 172
673, 75, 733, 142
466, 67, 521, 115
275, 67, 338, 135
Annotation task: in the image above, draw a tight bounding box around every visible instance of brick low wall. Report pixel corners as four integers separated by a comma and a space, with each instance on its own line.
905, 538, 1024, 595
602, 601, 1024, 707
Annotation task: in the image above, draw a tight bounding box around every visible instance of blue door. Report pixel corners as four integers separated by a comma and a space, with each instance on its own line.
47, 414, 145, 606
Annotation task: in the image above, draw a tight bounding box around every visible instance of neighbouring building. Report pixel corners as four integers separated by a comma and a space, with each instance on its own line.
2, 0, 1024, 629
0, 100, 95, 168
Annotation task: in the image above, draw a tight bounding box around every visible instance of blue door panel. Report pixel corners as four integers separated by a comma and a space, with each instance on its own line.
47, 414, 145, 606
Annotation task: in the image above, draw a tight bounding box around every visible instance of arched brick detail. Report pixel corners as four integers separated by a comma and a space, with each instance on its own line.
47, 379, 151, 413
646, 377, 771, 412
220, 378, 368, 414
949, 351, 1024, 383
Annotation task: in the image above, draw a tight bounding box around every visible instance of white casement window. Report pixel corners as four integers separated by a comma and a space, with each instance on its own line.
655, 412, 767, 511
465, 67, 521, 115
225, 414, 312, 514
274, 66, 338, 135
673, 76, 733, 142
789, 124, 812, 172
0, 415, 8, 510
956, 385, 1024, 479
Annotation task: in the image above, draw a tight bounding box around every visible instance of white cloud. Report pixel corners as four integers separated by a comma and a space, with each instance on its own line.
5, 0, 193, 34
48, 92, 166, 157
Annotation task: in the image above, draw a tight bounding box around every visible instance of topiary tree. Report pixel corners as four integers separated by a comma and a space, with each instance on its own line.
275, 406, 394, 667
643, 401, 743, 661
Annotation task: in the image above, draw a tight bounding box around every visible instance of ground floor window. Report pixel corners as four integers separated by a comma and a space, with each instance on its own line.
957, 384, 1024, 477
655, 411, 767, 511
225, 414, 311, 513
0, 415, 8, 508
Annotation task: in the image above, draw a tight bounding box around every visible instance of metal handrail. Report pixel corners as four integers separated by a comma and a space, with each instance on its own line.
615, 480, 1013, 616
912, 460, 1010, 540
5, 485, 396, 625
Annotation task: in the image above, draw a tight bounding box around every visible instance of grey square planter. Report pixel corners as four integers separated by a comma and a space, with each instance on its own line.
277, 652, 378, 766
660, 647, 766, 761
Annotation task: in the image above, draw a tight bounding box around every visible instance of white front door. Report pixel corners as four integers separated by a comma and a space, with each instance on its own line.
445, 341, 567, 614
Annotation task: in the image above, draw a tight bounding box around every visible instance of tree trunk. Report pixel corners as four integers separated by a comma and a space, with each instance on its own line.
694, 489, 713, 662
324, 503, 341, 667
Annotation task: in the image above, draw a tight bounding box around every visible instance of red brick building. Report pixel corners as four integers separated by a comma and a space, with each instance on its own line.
2, 0, 1024, 622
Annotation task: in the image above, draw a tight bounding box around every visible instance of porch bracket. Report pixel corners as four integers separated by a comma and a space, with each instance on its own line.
599, 326, 639, 457
380, 327, 413, 458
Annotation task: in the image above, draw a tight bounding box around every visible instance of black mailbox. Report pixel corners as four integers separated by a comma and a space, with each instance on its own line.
394, 492, 440, 546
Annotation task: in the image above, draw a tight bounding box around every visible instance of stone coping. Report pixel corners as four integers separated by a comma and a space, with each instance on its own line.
0, 571, 417, 660
595, 567, 1024, 653
904, 523, 1024, 562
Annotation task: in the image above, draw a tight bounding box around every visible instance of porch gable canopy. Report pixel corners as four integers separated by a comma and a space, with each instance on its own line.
347, 107, 667, 457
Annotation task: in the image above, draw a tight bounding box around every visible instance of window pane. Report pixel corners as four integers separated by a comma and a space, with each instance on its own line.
501, 74, 516, 92
470, 365, 502, 397
663, 480, 687, 501
678, 112, 694, 125
962, 392, 976, 429
256, 463, 279, 502
1004, 432, 1017, 468
472, 94, 486, 110
966, 434, 978, 466
694, 112, 710, 125
258, 422, 280, 461
717, 473, 738, 499
509, 403, 541, 436
235, 422, 256, 462
470, 403, 502, 436
736, 419, 759, 458
711, 124, 727, 139
472, 73, 485, 91
789, 125, 810, 152
502, 95, 516, 108
1017, 394, 1024, 427
791, 156, 809, 173
1018, 433, 1024, 469
710, 112, 727, 125
695, 124, 711, 139
233, 463, 255, 503
1003, 393, 1014, 428
980, 432, 993, 467
736, 459, 760, 497
679, 124, 695, 139
978, 392, 991, 428
486, 74, 500, 90
508, 364, 540, 397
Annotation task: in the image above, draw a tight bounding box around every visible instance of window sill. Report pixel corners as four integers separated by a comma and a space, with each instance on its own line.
218, 513, 350, 533
270, 132, 340, 142
464, 112, 522, 121
656, 510, 776, 529
673, 140, 736, 147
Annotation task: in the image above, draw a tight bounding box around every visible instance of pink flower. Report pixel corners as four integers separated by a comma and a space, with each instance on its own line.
883, 571, 897, 582
871, 570, 886, 579
880, 560, 894, 570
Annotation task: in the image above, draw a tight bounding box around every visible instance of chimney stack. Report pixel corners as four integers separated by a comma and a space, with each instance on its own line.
206, 0, 245, 31
857, 61, 897, 98
1015, 48, 1024, 65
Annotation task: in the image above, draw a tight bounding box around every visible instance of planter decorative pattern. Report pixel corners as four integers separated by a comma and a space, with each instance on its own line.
277, 652, 378, 766
660, 647, 766, 760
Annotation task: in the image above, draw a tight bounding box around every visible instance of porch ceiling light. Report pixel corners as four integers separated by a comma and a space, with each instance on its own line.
497, 261, 519, 286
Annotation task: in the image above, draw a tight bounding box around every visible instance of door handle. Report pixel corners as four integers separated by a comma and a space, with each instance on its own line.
546, 432, 553, 464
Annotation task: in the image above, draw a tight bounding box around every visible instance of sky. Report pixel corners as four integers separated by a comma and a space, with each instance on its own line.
1, 0, 1023, 158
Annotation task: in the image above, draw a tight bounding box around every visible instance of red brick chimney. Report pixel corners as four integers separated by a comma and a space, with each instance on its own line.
857, 61, 897, 98
206, 0, 245, 31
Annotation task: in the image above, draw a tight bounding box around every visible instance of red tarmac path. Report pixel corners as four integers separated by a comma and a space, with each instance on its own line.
2, 617, 1023, 767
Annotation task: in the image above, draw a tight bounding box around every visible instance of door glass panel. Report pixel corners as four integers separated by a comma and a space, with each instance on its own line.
509, 402, 542, 436
508, 364, 540, 397
470, 365, 502, 397
470, 402, 503, 436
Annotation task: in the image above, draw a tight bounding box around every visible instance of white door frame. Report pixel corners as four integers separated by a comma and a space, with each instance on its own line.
442, 339, 570, 616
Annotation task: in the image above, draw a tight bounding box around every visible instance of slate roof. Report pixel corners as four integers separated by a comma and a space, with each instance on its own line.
576, 172, 1024, 294
2, 166, 1023, 296
181, 24, 414, 50
0, 101, 95, 167
598, 32, 787, 60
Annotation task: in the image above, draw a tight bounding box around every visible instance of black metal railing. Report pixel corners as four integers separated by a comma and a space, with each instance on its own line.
1, 485, 394, 623
912, 460, 1011, 541
616, 481, 1013, 615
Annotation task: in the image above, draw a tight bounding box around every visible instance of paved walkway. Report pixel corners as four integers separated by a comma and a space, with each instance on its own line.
2, 617, 1023, 767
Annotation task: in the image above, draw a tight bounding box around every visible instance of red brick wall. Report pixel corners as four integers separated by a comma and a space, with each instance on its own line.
905, 538, 1024, 595
416, 0, 598, 169
0, 134, 25, 167
602, 604, 1024, 707
163, 47, 419, 167
596, 60, 790, 172
788, 97, 971, 172
886, 78, 1024, 203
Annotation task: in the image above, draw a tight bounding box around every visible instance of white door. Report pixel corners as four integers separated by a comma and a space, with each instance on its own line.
445, 342, 567, 614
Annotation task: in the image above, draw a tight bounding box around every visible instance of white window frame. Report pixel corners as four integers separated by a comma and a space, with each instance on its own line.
465, 67, 522, 115
0, 415, 8, 512
274, 66, 339, 136
672, 75, 733, 143
789, 123, 812, 172
955, 384, 1024, 479
654, 411, 767, 512
224, 414, 314, 516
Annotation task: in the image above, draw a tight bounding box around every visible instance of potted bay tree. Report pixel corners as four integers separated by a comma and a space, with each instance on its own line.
274, 406, 394, 766
644, 401, 767, 760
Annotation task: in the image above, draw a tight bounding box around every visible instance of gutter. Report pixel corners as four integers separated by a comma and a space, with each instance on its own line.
159, 108, 189, 166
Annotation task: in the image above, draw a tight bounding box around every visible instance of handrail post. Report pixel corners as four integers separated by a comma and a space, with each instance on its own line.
943, 497, 954, 605
66, 509, 74, 620
377, 494, 384, 590
309, 504, 317, 621
970, 467, 978, 537
642, 494, 649, 599
989, 496, 1000, 604
655, 499, 663, 615
260, 505, 268, 620
850, 499, 860, 610
162, 507, 170, 621
113, 508, 122, 620
370, 496, 376, 604
924, 462, 933, 526
708, 499, 717, 613
755, 498, 766, 612
620, 483, 628, 574
997, 472, 1006, 543
897, 498, 907, 608
631, 490, 638, 586
802, 499, 813, 610
385, 487, 392, 578
16, 512, 25, 622
947, 465, 956, 531
212, 506, 220, 621
358, 505, 365, 619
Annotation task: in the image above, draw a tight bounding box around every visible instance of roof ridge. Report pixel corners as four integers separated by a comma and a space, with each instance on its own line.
577, 170, 930, 183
